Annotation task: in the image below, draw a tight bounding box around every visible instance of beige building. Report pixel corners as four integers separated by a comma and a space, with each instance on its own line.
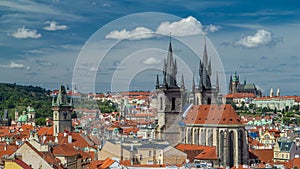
98, 139, 186, 165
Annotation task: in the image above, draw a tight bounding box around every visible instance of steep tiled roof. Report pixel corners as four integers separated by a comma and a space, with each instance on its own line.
194, 146, 217, 160
14, 158, 33, 169
53, 143, 79, 157
184, 104, 243, 126
249, 149, 273, 163
176, 144, 217, 162
87, 158, 115, 169
37, 126, 53, 136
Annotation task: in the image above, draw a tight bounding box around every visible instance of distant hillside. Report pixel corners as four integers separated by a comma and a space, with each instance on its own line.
0, 83, 52, 125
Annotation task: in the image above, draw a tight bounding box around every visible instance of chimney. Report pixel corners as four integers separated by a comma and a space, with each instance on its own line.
68, 132, 72, 144
63, 130, 68, 137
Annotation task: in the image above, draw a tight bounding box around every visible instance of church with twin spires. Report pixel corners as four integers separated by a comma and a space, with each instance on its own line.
152, 37, 249, 168
153, 37, 222, 144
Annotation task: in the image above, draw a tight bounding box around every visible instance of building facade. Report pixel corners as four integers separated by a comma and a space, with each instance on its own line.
183, 104, 249, 168
229, 71, 262, 97
153, 37, 221, 145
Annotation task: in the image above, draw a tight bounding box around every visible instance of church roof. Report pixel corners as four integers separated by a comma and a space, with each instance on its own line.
17, 114, 27, 122
184, 104, 243, 126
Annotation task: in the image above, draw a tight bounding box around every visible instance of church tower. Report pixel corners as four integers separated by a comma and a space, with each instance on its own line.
155, 37, 186, 145
52, 85, 73, 136
192, 37, 219, 105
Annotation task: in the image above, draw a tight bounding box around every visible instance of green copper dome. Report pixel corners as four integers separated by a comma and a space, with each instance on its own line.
17, 114, 28, 122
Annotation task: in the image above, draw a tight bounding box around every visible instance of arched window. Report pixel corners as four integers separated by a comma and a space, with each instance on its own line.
201, 129, 206, 145
196, 97, 199, 105
208, 129, 213, 146
207, 97, 211, 104
228, 131, 235, 167
220, 130, 224, 166
171, 97, 176, 110
238, 130, 244, 164
160, 97, 163, 110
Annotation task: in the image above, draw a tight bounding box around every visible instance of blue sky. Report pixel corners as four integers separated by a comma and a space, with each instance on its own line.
0, 0, 300, 95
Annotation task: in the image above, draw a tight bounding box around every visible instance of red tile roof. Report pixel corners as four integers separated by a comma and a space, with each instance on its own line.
14, 158, 33, 169
194, 146, 217, 160
53, 144, 79, 157
176, 144, 217, 162
226, 93, 256, 99
37, 126, 53, 136
249, 149, 273, 163
87, 158, 115, 169
184, 104, 243, 126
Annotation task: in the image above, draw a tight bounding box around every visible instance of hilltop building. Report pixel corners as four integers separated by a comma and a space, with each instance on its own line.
229, 71, 262, 97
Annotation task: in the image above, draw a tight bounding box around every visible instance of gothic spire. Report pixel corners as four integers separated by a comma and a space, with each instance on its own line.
216, 71, 219, 92
208, 59, 212, 77
180, 74, 185, 89
199, 59, 203, 90
156, 74, 160, 89
192, 73, 195, 92
203, 36, 208, 68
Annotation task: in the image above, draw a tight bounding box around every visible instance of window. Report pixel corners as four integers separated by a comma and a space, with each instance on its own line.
140, 154, 143, 160
171, 97, 176, 110
160, 97, 163, 110
149, 151, 152, 157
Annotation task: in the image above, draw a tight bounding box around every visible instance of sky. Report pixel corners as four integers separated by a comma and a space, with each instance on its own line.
0, 0, 300, 95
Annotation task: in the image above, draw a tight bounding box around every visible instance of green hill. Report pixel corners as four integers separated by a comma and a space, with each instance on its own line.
0, 83, 52, 125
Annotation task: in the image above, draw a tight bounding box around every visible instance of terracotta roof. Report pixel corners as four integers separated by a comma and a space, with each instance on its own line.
176, 144, 216, 162
249, 149, 273, 163
88, 160, 104, 169
226, 93, 256, 99
184, 104, 243, 126
88, 158, 115, 169
291, 158, 300, 168
14, 158, 33, 169
37, 126, 53, 136
53, 144, 79, 157
21, 124, 33, 131
194, 146, 217, 160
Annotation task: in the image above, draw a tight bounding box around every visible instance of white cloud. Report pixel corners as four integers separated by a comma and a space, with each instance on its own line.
11, 27, 41, 39
156, 16, 204, 36
143, 57, 161, 65
105, 16, 221, 40
0, 61, 30, 70
235, 29, 273, 48
105, 27, 154, 40
204, 24, 222, 33
44, 21, 68, 31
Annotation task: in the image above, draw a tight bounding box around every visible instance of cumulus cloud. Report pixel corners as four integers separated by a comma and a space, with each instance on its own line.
156, 16, 203, 36
204, 24, 222, 33
235, 29, 274, 48
105, 27, 154, 40
105, 16, 207, 40
143, 57, 161, 65
0, 61, 30, 70
11, 27, 41, 39
44, 21, 68, 31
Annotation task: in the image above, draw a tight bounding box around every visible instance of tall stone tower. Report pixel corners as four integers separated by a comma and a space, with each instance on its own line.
52, 85, 73, 136
229, 71, 239, 94
155, 38, 186, 145
191, 37, 221, 105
